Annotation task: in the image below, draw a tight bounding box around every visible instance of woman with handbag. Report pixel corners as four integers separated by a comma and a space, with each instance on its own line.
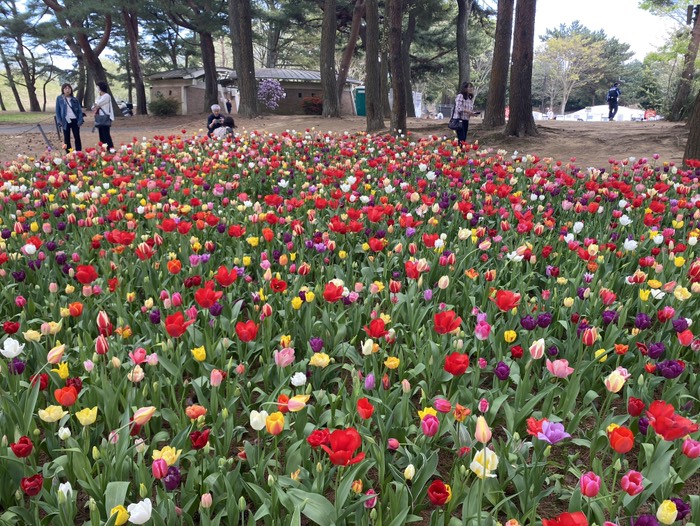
92, 81, 115, 150
451, 81, 476, 143
55, 83, 84, 152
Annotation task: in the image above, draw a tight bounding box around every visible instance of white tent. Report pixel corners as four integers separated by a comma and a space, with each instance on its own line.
555, 104, 652, 122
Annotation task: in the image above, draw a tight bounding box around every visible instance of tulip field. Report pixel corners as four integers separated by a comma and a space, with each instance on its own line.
2, 129, 700, 526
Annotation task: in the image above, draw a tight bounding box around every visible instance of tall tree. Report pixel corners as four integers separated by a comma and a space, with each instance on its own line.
42, 0, 113, 104
685, 86, 700, 162
483, 0, 514, 128
121, 4, 148, 114
0, 45, 24, 111
670, 5, 700, 120
505, 0, 537, 137
320, 0, 340, 117
165, 0, 226, 110
402, 0, 417, 117
387, 0, 406, 132
364, 0, 384, 131
456, 0, 474, 85
337, 0, 365, 103
230, 0, 258, 117
641, 1, 700, 120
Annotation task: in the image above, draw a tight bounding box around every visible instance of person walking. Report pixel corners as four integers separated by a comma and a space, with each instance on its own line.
55, 83, 84, 152
452, 81, 477, 143
607, 82, 621, 121
92, 81, 115, 150
225, 96, 232, 114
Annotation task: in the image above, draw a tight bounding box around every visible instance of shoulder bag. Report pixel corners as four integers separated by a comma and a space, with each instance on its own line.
95, 107, 112, 128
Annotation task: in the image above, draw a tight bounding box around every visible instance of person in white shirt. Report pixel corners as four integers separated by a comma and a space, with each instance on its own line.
212, 116, 235, 140
452, 82, 477, 143
55, 83, 84, 152
92, 81, 115, 150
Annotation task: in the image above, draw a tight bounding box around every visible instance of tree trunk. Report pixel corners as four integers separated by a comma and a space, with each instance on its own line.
0, 46, 25, 111
14, 43, 41, 111
337, 0, 365, 103
381, 49, 391, 118
320, 0, 340, 117
84, 67, 95, 110
0, 92, 6, 111
402, 2, 416, 118
230, 0, 259, 118
684, 86, 700, 164
456, 0, 473, 85
199, 31, 219, 110
364, 0, 384, 131
505, 0, 537, 137
483, 0, 514, 129
387, 0, 406, 133
670, 11, 700, 121
265, 21, 281, 68
122, 8, 148, 115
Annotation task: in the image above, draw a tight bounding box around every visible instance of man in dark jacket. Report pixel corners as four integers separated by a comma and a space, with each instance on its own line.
607, 82, 621, 121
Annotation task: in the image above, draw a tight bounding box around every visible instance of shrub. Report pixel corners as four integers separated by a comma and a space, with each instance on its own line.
257, 79, 286, 110
148, 94, 179, 116
302, 96, 323, 115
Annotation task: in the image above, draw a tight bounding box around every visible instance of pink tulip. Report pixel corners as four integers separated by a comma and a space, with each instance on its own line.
529, 338, 545, 359
474, 321, 491, 341
682, 438, 700, 458
579, 471, 601, 497
433, 398, 452, 413
129, 347, 147, 365
152, 458, 168, 479
171, 292, 183, 307
387, 438, 400, 451
620, 470, 644, 496
210, 369, 224, 387
364, 489, 377, 509
273, 347, 295, 368
546, 359, 575, 378
421, 414, 439, 437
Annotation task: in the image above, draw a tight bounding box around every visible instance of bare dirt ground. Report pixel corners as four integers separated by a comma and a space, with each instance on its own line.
0, 112, 689, 169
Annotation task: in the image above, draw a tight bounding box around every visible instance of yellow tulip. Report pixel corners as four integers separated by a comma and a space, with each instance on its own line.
75, 406, 98, 426
191, 346, 206, 362
110, 505, 129, 526
38, 405, 68, 423
152, 445, 182, 466
266, 411, 285, 435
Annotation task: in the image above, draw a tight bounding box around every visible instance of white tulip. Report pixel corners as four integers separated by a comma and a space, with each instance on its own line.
127, 498, 152, 524
249, 410, 269, 431
1, 338, 24, 359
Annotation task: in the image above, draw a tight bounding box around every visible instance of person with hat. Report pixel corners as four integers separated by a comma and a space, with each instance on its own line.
207, 104, 225, 137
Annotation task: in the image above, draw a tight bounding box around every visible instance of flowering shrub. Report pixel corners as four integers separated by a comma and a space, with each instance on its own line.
302, 95, 323, 115
1, 129, 700, 525
257, 78, 286, 110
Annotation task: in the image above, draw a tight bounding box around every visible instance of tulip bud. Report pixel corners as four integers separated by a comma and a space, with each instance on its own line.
267, 474, 275, 487
404, 464, 415, 480
92, 446, 100, 460
139, 483, 148, 499
200, 493, 213, 509
238, 496, 246, 510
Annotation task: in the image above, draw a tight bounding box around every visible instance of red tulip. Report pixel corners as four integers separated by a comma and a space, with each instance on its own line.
433, 310, 462, 334
235, 320, 259, 342
322, 282, 345, 303
427, 480, 451, 506
627, 397, 645, 417
306, 428, 331, 449
646, 400, 699, 441
54, 386, 79, 407
194, 281, 223, 309
164, 311, 195, 338
444, 352, 469, 375
357, 398, 374, 420
10, 436, 33, 457
608, 425, 634, 453
3, 321, 20, 334
74, 264, 98, 285
95, 334, 109, 355
490, 290, 521, 312
190, 429, 211, 449
363, 319, 388, 339
321, 428, 365, 466
20, 474, 43, 496
542, 511, 588, 526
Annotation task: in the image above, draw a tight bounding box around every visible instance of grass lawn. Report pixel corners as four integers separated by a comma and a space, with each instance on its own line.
0, 111, 55, 124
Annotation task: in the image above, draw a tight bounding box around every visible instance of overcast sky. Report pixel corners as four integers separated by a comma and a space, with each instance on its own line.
534, 0, 678, 60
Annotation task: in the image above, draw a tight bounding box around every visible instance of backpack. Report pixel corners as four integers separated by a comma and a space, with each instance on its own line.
607, 88, 618, 102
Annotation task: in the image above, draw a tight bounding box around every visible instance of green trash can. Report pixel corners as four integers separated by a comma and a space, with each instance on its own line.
354, 87, 366, 116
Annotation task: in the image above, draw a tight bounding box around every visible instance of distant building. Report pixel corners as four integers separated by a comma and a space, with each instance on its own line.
147, 67, 361, 116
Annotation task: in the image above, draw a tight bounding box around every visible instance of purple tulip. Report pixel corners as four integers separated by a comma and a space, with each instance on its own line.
638, 416, 649, 435
494, 361, 510, 381
364, 373, 376, 390
149, 309, 161, 324
209, 302, 223, 316
634, 313, 651, 330
602, 310, 619, 326
9, 357, 25, 375
648, 342, 665, 359
520, 315, 537, 331
163, 466, 181, 491
537, 421, 570, 444
656, 360, 684, 379
631, 515, 660, 526
536, 312, 552, 328
672, 317, 689, 333
309, 337, 324, 353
